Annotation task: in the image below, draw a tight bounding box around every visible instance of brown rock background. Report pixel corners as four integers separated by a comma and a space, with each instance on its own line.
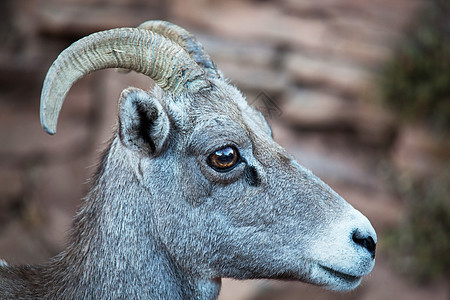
0, 0, 448, 299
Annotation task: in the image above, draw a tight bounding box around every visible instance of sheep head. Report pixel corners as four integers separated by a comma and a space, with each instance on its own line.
40, 21, 376, 292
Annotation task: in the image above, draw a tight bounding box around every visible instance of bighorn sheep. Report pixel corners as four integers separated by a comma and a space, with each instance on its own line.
0, 21, 377, 299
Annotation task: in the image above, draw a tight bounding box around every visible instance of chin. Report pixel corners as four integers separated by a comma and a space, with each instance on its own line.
304, 261, 373, 291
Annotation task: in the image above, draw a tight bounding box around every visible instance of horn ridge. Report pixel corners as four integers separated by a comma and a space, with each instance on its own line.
40, 27, 209, 135
138, 20, 221, 79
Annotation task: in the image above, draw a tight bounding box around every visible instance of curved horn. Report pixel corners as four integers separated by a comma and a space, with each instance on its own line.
137, 20, 221, 79
40, 28, 209, 135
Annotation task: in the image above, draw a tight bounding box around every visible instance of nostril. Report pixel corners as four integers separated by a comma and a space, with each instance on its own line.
352, 230, 376, 259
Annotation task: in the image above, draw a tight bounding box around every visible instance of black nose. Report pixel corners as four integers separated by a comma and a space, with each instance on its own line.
352, 230, 376, 259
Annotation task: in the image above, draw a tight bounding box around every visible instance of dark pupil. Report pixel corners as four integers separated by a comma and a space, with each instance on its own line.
212, 147, 237, 169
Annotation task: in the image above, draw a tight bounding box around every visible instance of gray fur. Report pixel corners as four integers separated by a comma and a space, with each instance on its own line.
0, 39, 376, 300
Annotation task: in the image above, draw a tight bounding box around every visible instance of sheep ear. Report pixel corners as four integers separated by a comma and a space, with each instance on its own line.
118, 88, 170, 156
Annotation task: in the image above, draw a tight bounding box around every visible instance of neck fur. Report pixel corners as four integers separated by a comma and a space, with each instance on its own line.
31, 138, 220, 299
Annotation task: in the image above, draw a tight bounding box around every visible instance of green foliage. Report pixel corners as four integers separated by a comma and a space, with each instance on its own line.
379, 1, 450, 135
385, 169, 450, 282
380, 1, 450, 282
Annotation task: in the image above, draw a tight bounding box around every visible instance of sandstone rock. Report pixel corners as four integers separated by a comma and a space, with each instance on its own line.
0, 55, 45, 99
220, 62, 288, 94
36, 0, 167, 38
280, 0, 423, 28
0, 169, 23, 202
172, 0, 420, 68
171, 0, 332, 52
284, 53, 371, 94
0, 168, 23, 224
280, 88, 397, 147
391, 124, 450, 178
280, 88, 356, 128
0, 105, 91, 162
196, 34, 278, 70
353, 102, 397, 147
0, 74, 99, 162
0, 219, 54, 265
218, 279, 262, 300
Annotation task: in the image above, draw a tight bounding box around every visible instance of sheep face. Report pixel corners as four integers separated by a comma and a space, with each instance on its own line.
117, 79, 376, 291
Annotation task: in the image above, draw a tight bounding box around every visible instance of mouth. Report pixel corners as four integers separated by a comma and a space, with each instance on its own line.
318, 265, 362, 289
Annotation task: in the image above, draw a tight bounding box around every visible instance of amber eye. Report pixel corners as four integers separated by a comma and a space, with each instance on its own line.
207, 146, 240, 172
